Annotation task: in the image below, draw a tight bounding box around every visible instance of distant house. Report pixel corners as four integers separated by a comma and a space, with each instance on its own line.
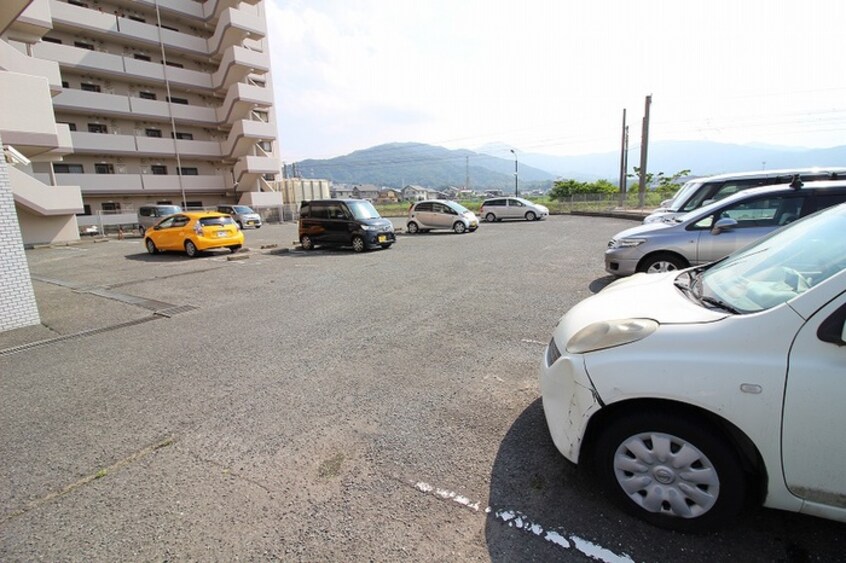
352, 184, 381, 201
331, 183, 357, 199
377, 188, 401, 203
402, 185, 440, 201
484, 189, 505, 197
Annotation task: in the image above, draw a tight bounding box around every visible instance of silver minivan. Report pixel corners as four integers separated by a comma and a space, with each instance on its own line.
137, 204, 182, 235
216, 205, 262, 229
644, 167, 846, 224
606, 180, 846, 276
407, 200, 478, 234
480, 197, 549, 222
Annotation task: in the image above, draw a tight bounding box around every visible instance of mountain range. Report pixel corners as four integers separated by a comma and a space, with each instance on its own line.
292, 140, 846, 190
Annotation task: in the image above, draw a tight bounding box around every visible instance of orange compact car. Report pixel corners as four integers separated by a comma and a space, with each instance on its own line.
144, 211, 244, 257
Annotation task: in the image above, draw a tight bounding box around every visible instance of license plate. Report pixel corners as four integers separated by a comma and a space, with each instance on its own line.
247, 221, 254, 226
217, 231, 228, 237
378, 235, 388, 243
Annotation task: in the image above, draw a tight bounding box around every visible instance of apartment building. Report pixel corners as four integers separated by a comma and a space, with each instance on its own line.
31, 0, 281, 221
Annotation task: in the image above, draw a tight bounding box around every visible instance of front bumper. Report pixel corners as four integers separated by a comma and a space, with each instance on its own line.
539, 339, 601, 464
604, 249, 641, 276
364, 230, 396, 248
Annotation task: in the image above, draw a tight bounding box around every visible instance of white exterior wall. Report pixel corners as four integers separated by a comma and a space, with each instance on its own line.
0, 132, 40, 331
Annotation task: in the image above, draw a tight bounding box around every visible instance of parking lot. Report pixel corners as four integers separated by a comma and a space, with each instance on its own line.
1, 215, 843, 561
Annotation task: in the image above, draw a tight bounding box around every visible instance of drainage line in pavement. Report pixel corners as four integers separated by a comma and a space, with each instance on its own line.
0, 317, 160, 357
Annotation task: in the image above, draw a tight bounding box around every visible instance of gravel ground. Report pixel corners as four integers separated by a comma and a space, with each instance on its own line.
1, 215, 843, 561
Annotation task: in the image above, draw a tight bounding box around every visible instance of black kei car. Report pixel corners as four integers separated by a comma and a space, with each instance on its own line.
298, 199, 396, 252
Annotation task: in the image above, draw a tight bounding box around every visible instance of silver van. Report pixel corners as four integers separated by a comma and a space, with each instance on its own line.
644, 168, 846, 224
137, 204, 182, 235
607, 180, 846, 276
480, 196, 549, 222
216, 205, 262, 229
407, 200, 478, 234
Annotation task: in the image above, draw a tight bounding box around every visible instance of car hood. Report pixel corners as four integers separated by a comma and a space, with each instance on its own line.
557, 272, 727, 341
363, 217, 394, 229
611, 220, 679, 240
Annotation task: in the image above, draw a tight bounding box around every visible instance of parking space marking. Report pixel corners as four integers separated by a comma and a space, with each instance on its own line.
411, 480, 632, 563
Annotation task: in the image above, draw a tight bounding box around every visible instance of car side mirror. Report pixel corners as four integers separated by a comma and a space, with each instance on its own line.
711, 217, 738, 235
818, 305, 846, 345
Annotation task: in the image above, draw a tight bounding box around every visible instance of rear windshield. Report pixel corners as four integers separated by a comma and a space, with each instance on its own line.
232, 206, 254, 214
199, 216, 236, 227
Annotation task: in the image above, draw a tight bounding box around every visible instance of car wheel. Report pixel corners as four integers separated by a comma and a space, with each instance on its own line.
139, 226, 147, 236
638, 252, 688, 274
593, 411, 747, 532
145, 238, 158, 255
485, 213, 496, 222
453, 221, 467, 234
352, 235, 366, 253
185, 240, 199, 258
255, 225, 261, 229
236, 221, 243, 230
526, 211, 537, 221
300, 235, 314, 250
407, 222, 420, 234
229, 245, 241, 254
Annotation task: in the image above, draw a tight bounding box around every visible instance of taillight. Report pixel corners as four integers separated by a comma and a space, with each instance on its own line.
194, 222, 203, 236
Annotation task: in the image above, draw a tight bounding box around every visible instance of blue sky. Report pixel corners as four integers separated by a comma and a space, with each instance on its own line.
267, 0, 846, 162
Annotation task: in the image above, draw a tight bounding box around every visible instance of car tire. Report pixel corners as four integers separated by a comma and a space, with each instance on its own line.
145, 238, 158, 255
300, 235, 314, 250
453, 221, 467, 234
229, 245, 241, 254
352, 235, 366, 253
236, 221, 243, 230
485, 212, 496, 222
407, 222, 420, 234
592, 411, 747, 532
255, 225, 261, 229
638, 252, 688, 274
526, 211, 537, 221
185, 240, 199, 258
139, 226, 147, 236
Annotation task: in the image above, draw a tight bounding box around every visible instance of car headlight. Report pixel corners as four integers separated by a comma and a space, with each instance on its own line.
361, 225, 377, 231
610, 237, 647, 249
566, 318, 658, 354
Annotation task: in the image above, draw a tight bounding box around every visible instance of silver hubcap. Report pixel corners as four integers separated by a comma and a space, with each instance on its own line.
455, 223, 465, 233
647, 260, 678, 273
353, 238, 364, 251
613, 431, 719, 519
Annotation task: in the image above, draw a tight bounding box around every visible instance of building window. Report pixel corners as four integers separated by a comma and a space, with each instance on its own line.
145, 128, 162, 138
101, 202, 121, 214
160, 24, 179, 32
151, 165, 167, 175
133, 54, 151, 62
74, 41, 94, 51
58, 122, 77, 131
81, 82, 101, 92
139, 91, 157, 100
53, 163, 84, 174
165, 61, 183, 68
128, 15, 145, 23
185, 201, 203, 209
61, 80, 69, 88
88, 123, 108, 134
80, 204, 92, 216
166, 96, 188, 105
42, 37, 62, 44
259, 141, 273, 152
263, 173, 275, 181
172, 132, 193, 140
95, 163, 115, 174
178, 167, 199, 176
68, 0, 88, 6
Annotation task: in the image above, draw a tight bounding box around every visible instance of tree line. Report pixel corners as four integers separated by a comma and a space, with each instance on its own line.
548, 169, 690, 200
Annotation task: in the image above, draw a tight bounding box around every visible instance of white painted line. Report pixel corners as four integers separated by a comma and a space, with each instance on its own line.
521, 338, 546, 345
412, 481, 633, 563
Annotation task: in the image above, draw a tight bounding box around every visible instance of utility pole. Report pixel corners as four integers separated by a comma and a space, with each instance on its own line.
637, 94, 652, 208
465, 155, 470, 191
618, 108, 627, 207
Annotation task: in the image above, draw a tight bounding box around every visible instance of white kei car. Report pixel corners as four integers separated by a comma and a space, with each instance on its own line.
540, 203, 846, 531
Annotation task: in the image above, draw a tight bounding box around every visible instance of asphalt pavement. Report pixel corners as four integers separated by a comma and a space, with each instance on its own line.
2, 215, 844, 561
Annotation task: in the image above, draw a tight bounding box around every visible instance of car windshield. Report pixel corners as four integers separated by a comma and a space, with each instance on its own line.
446, 201, 470, 214
668, 180, 700, 211
691, 205, 846, 313
347, 200, 380, 220
232, 206, 254, 214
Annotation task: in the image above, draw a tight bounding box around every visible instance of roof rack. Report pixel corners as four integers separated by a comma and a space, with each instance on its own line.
789, 175, 803, 189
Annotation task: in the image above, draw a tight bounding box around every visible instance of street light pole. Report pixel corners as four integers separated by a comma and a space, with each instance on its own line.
510, 149, 518, 196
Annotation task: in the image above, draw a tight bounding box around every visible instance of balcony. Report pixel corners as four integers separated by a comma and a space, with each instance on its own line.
207, 7, 265, 57
135, 136, 222, 159
234, 155, 279, 179
142, 173, 230, 194
53, 89, 131, 116
0, 71, 64, 158
33, 41, 124, 76
0, 37, 62, 94
4, 0, 51, 41
217, 82, 273, 123
222, 119, 275, 159
213, 45, 269, 91
129, 96, 217, 125
12, 167, 83, 215
38, 172, 229, 195
70, 131, 138, 154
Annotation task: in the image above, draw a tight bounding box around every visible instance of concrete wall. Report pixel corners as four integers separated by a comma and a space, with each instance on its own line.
0, 132, 40, 332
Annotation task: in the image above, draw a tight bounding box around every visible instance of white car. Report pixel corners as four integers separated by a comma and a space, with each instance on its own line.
540, 203, 846, 531
480, 197, 549, 222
